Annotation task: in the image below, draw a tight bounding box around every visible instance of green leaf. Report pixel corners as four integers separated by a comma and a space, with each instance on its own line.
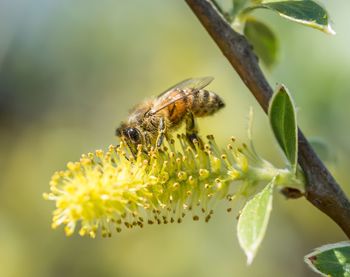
233, 0, 250, 13
243, 18, 279, 68
269, 85, 298, 173
243, 1, 335, 35
237, 179, 275, 264
305, 241, 350, 277
230, 0, 250, 20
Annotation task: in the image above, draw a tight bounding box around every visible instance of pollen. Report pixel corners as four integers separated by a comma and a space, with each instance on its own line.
44, 135, 257, 238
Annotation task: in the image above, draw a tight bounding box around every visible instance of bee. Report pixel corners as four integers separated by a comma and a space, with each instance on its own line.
116, 77, 225, 153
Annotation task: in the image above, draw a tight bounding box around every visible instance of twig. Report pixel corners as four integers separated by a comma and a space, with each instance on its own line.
185, 0, 350, 238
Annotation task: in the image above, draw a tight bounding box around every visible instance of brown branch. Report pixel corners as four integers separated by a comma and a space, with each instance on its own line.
185, 0, 350, 238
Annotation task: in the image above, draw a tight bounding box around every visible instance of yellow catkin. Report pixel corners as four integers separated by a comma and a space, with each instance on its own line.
44, 134, 284, 238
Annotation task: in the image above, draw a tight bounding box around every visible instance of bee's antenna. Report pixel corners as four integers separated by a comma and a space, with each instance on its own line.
115, 127, 122, 137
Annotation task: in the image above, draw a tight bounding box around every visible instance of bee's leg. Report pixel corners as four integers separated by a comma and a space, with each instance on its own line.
156, 117, 166, 148
123, 138, 138, 158
185, 112, 203, 148
144, 132, 152, 146
144, 132, 152, 153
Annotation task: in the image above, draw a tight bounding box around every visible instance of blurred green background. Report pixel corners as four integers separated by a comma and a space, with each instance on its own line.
0, 0, 349, 276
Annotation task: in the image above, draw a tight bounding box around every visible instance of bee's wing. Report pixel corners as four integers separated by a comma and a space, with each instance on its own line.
150, 77, 214, 115
158, 76, 214, 97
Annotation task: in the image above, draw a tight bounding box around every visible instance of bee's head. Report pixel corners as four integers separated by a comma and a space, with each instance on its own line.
116, 125, 143, 147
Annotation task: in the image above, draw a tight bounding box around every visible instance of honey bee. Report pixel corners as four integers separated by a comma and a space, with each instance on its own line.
116, 77, 225, 153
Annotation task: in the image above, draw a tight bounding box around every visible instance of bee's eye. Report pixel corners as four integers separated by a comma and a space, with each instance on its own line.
126, 128, 141, 144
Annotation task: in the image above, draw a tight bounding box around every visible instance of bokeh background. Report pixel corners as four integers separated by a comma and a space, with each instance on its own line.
0, 0, 349, 276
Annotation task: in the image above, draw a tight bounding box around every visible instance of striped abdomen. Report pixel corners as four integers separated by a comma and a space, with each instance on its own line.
189, 89, 225, 117
160, 89, 225, 126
